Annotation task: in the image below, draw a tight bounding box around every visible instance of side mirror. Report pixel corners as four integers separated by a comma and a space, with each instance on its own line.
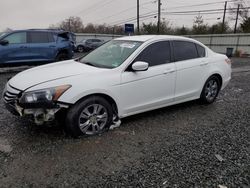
0, 40, 9, 46
132, 61, 149, 72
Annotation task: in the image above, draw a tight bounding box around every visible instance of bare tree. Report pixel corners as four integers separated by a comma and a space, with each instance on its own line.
192, 15, 209, 34
50, 16, 84, 33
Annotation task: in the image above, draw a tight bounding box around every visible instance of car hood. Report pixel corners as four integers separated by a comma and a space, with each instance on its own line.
9, 60, 105, 91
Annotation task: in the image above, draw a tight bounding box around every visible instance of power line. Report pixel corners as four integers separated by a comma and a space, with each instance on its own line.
76, 0, 115, 18
166, 0, 236, 10
89, 0, 153, 23
110, 6, 250, 26
109, 1, 234, 25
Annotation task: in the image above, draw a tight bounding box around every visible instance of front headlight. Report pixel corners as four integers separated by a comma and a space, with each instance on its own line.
19, 85, 71, 107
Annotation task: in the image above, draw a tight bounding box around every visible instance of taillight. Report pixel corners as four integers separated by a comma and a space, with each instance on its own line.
225, 58, 232, 65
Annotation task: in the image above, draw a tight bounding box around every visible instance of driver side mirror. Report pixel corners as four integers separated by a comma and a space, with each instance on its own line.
131, 61, 149, 72
0, 40, 9, 46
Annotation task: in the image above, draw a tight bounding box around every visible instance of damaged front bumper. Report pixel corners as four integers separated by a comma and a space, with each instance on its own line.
3, 83, 71, 125
4, 99, 69, 125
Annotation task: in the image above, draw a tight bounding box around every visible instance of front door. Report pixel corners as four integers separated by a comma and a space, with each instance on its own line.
0, 32, 30, 64
120, 41, 176, 116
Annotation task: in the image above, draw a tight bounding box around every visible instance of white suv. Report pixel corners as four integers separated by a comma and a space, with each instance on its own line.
3, 35, 231, 137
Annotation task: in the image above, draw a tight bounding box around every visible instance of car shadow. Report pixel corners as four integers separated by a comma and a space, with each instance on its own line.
17, 99, 203, 139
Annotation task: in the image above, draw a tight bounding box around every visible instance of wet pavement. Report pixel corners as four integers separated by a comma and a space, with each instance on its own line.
0, 58, 249, 187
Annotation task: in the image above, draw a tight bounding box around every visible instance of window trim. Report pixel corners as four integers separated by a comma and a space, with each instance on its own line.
124, 40, 173, 72
172, 40, 206, 62
195, 43, 206, 58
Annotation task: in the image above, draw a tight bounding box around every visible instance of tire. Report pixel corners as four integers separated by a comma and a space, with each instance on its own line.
65, 96, 113, 137
200, 75, 221, 104
77, 45, 85, 53
55, 53, 68, 62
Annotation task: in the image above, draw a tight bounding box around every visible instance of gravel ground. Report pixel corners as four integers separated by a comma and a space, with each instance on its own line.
0, 59, 249, 187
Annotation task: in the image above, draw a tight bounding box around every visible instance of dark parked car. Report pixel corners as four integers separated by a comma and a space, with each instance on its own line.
76, 38, 105, 53
0, 29, 75, 66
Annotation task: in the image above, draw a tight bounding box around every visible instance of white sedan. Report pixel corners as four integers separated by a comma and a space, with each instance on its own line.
3, 35, 231, 137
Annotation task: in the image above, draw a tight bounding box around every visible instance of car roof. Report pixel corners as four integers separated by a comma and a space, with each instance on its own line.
6, 29, 70, 34
115, 35, 196, 42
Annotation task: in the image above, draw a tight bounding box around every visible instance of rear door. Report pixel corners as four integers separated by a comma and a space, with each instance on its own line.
27, 31, 56, 61
0, 31, 29, 64
173, 40, 208, 101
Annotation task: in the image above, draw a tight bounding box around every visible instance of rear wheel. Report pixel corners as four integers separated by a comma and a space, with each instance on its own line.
200, 75, 221, 104
55, 53, 68, 62
65, 96, 113, 137
77, 45, 85, 53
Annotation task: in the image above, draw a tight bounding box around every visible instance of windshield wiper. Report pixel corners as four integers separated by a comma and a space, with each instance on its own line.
79, 59, 97, 67
80, 61, 113, 69
84, 62, 97, 67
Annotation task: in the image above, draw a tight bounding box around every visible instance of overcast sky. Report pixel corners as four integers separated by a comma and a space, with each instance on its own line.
0, 0, 243, 31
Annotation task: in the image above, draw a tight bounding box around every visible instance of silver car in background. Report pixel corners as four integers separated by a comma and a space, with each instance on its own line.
76, 38, 105, 53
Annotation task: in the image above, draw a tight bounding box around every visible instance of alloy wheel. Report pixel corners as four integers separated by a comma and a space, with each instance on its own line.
205, 79, 218, 102
78, 104, 108, 135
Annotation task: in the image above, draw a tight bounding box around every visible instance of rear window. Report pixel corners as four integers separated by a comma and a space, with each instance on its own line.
173, 41, 198, 61
57, 32, 70, 40
28, 32, 54, 43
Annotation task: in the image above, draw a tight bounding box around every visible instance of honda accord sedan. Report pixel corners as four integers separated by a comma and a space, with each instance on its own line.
2, 35, 231, 137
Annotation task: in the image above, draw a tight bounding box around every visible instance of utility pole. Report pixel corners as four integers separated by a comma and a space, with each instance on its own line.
137, 0, 140, 34
157, 0, 161, 34
234, 4, 240, 33
222, 1, 227, 33
68, 18, 71, 32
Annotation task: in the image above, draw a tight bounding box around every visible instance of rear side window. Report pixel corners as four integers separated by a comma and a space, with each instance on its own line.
47, 33, 55, 42
196, 44, 206, 57
93, 39, 101, 42
173, 41, 198, 61
4, 32, 27, 44
28, 32, 54, 43
135, 41, 171, 67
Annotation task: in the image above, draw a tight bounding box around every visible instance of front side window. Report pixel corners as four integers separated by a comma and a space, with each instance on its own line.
79, 40, 142, 69
173, 41, 198, 61
134, 41, 171, 67
4, 32, 27, 44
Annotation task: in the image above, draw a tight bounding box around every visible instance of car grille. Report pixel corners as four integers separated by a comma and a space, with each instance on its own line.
3, 83, 22, 104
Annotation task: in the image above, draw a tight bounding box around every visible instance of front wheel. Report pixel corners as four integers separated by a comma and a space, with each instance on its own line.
65, 96, 113, 137
200, 76, 221, 104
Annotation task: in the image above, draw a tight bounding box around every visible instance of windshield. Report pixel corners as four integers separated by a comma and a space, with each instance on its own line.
0, 32, 7, 38
79, 40, 142, 69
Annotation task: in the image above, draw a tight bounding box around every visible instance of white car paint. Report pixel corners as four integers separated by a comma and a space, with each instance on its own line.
5, 35, 231, 119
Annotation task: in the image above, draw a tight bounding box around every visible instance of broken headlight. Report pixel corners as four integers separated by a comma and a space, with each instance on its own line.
19, 85, 71, 107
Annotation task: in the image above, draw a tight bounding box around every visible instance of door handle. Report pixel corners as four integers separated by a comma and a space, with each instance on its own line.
200, 62, 209, 66
49, 45, 56, 48
163, 68, 175, 74
20, 46, 28, 48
